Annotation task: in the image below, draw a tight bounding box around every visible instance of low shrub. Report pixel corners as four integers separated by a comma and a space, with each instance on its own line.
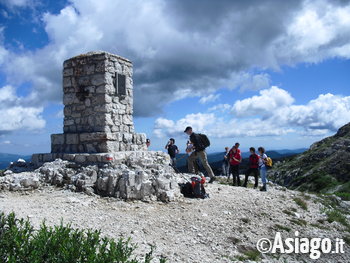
282, 209, 294, 216
343, 235, 350, 246
0, 212, 166, 263
275, 224, 291, 232
237, 245, 261, 261
293, 197, 308, 210
326, 209, 348, 226
335, 192, 350, 201
289, 218, 307, 226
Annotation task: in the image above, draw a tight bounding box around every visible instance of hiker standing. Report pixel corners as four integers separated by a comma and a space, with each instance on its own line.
186, 140, 199, 174
165, 138, 179, 171
234, 142, 241, 154
229, 146, 242, 186
184, 126, 216, 183
258, 147, 268, 192
222, 147, 230, 178
146, 139, 151, 148
243, 147, 259, 188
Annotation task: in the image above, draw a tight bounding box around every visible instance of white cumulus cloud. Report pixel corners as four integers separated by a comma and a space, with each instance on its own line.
0, 85, 45, 134
1, 0, 350, 120
232, 86, 295, 117
154, 113, 216, 138
199, 94, 220, 104
276, 93, 350, 131
208, 104, 231, 113
155, 86, 350, 139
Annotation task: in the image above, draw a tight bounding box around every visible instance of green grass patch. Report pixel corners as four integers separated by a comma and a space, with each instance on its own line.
291, 170, 341, 194
237, 245, 261, 261
326, 209, 349, 226
0, 212, 166, 263
235, 255, 246, 261
301, 193, 312, 200
275, 224, 291, 232
310, 223, 328, 230
0, 170, 4, 177
242, 250, 261, 261
309, 173, 339, 192
339, 181, 350, 192
282, 209, 294, 216
335, 192, 350, 201
289, 218, 307, 226
293, 197, 308, 210
343, 235, 350, 246
317, 194, 342, 210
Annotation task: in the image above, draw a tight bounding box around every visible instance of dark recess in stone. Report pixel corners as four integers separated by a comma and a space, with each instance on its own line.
76, 86, 89, 101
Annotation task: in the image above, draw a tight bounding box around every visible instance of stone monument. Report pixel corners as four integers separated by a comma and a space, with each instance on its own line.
32, 51, 149, 165
4, 51, 184, 201
53, 51, 147, 153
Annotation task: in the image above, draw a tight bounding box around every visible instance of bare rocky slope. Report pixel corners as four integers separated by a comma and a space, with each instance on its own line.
1, 132, 350, 262
268, 122, 350, 198
1, 181, 349, 263
0, 152, 182, 202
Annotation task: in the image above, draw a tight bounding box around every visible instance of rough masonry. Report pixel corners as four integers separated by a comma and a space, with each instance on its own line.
51, 51, 147, 154
12, 51, 184, 201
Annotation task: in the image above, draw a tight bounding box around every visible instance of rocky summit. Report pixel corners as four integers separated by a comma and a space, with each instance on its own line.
1, 180, 350, 263
269, 122, 350, 196
1, 51, 187, 203
0, 151, 184, 202
1, 50, 349, 262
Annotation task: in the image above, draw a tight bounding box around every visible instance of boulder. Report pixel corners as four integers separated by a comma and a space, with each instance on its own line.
0, 152, 186, 202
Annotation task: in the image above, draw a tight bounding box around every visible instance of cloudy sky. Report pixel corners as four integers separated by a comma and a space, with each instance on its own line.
0, 0, 350, 155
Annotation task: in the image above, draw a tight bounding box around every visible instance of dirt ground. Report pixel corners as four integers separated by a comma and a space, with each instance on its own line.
0, 181, 349, 263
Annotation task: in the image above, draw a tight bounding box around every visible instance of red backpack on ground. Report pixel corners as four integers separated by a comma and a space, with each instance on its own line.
179, 176, 209, 199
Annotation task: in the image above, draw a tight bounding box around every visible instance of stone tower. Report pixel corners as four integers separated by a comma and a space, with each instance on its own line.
50, 51, 147, 153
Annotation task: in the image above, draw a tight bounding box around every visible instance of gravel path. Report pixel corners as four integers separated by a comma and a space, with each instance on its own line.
0, 182, 349, 263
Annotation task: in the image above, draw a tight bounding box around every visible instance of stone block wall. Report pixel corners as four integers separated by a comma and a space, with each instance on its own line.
62, 51, 134, 133
50, 51, 147, 154
51, 132, 147, 153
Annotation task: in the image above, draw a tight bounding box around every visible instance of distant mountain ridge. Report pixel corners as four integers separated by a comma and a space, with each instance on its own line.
268, 122, 350, 200
0, 149, 307, 172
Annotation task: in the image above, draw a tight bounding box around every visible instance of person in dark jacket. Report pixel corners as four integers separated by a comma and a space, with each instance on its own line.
184, 126, 215, 183
228, 146, 242, 186
243, 147, 260, 188
165, 138, 179, 171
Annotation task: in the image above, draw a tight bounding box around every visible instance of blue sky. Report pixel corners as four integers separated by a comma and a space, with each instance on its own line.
0, 0, 350, 155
